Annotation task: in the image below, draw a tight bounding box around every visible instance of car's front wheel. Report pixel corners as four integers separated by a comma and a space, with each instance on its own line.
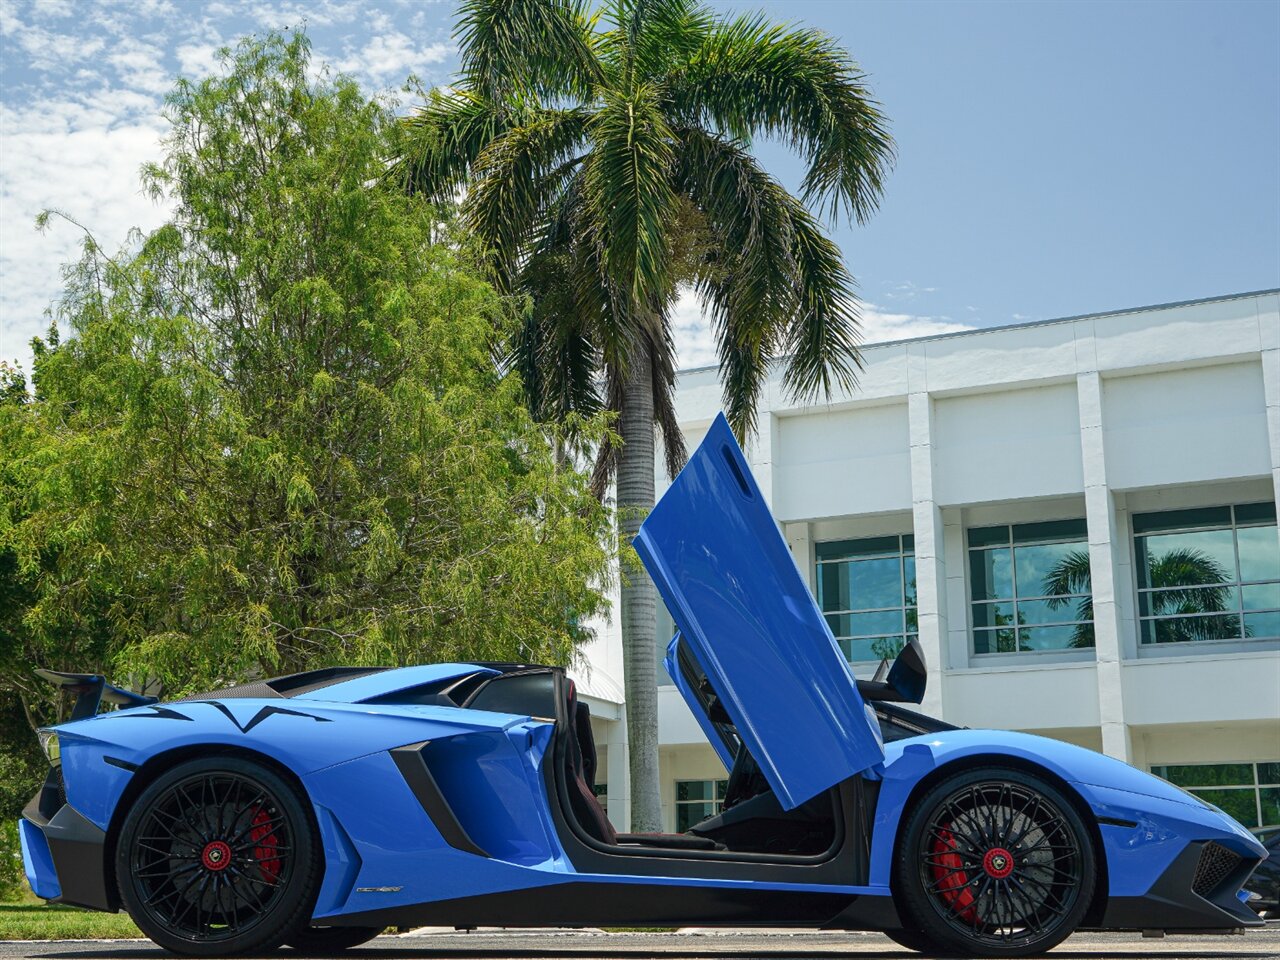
116, 756, 321, 956
894, 766, 1096, 957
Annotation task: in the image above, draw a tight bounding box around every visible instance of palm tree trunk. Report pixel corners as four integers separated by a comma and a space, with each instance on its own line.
616, 335, 663, 833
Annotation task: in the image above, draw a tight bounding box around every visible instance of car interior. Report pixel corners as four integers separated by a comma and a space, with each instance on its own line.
557, 638, 853, 860
457, 639, 951, 862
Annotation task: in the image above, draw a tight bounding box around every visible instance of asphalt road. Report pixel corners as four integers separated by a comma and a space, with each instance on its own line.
3, 927, 1279, 960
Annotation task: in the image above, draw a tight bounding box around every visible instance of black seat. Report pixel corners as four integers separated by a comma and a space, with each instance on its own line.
565, 681, 617, 844
563, 681, 721, 851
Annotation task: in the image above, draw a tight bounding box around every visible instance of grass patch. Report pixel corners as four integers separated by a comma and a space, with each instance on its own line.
0, 897, 142, 941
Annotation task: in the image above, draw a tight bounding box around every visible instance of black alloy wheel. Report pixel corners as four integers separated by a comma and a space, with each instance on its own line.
894, 766, 1096, 957
117, 756, 321, 956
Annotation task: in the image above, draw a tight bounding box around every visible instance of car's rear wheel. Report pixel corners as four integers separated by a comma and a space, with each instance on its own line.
286, 925, 385, 953
894, 766, 1095, 957
116, 756, 321, 956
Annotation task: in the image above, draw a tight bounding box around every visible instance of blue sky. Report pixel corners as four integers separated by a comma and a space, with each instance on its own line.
2, 0, 1277, 375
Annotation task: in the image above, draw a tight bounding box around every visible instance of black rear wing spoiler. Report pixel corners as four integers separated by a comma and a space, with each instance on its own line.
36, 669, 159, 721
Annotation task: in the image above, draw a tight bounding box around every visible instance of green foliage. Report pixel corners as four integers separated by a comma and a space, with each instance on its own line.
0, 33, 612, 732
0, 899, 144, 935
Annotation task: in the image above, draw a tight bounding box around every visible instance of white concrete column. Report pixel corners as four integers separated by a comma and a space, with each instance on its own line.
785, 522, 814, 593
942, 507, 967, 672
1259, 301, 1280, 540
1077, 369, 1131, 761
745, 412, 779, 509
908, 390, 946, 720
605, 712, 630, 831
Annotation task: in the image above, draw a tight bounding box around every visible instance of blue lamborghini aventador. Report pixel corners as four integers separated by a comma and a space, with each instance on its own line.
20, 414, 1267, 957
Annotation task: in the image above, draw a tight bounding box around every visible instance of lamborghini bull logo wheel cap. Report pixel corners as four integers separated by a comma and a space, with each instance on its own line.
983, 847, 1014, 879
201, 840, 232, 871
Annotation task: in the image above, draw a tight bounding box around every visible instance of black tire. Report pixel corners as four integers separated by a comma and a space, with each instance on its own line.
116, 755, 321, 957
883, 927, 942, 953
893, 766, 1096, 958
286, 925, 384, 953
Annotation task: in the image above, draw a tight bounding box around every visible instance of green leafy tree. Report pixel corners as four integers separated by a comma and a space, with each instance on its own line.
1044, 548, 1240, 647
395, 0, 892, 830
1, 33, 612, 733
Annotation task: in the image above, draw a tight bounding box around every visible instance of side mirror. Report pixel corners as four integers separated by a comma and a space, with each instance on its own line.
856, 638, 927, 704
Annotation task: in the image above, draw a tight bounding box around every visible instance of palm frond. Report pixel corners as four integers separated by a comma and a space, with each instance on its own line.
600, 0, 714, 85
455, 0, 602, 101
673, 128, 858, 431
1043, 549, 1094, 611
465, 107, 591, 288
590, 364, 625, 498
666, 12, 895, 223
509, 253, 602, 426
648, 323, 688, 478
533, 175, 639, 368
393, 89, 516, 202
583, 85, 677, 306
778, 203, 862, 404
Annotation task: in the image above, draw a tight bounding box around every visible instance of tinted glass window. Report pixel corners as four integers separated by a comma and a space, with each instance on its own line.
1133, 502, 1279, 647
814, 533, 916, 663
968, 520, 1092, 654
466, 671, 557, 718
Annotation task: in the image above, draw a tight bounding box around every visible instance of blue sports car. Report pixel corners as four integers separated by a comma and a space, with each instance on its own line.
20, 414, 1267, 957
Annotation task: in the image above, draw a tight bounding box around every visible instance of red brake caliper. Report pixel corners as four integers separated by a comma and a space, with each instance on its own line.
930, 826, 977, 922
249, 807, 281, 883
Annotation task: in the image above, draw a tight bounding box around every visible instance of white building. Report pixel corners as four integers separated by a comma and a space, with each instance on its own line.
575, 288, 1280, 839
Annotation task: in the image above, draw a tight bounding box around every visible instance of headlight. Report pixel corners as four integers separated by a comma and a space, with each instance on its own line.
37, 730, 60, 765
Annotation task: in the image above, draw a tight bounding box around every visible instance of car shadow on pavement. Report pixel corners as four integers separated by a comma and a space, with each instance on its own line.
23, 947, 1277, 960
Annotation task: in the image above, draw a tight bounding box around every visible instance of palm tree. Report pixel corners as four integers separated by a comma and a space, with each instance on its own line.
1044, 548, 1241, 648
394, 0, 893, 831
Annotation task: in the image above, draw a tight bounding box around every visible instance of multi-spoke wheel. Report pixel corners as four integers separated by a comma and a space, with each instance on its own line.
894, 767, 1096, 957
116, 756, 321, 957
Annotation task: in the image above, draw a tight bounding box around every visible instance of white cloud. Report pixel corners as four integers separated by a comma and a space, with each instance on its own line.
0, 95, 170, 362
669, 289, 719, 370
668, 289, 974, 373
106, 37, 171, 94
336, 31, 452, 84
30, 0, 75, 20
857, 304, 971, 344
14, 24, 106, 69
0, 5, 22, 38
175, 40, 224, 77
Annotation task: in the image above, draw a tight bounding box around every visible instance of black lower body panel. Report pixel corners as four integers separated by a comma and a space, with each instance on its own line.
1100, 841, 1263, 931
21, 803, 115, 912
330, 882, 897, 930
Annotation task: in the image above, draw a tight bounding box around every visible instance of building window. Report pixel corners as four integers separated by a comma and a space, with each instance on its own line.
815, 535, 917, 663
968, 520, 1094, 654
592, 782, 607, 815
1133, 502, 1280, 646
1151, 762, 1280, 833
675, 779, 727, 832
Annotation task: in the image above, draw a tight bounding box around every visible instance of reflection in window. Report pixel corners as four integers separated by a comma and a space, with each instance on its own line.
968, 520, 1094, 654
675, 779, 727, 832
1151, 762, 1280, 833
1133, 502, 1280, 646
815, 535, 917, 663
